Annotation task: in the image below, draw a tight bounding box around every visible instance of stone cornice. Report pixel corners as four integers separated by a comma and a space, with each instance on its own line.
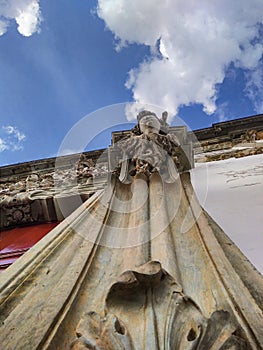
0, 150, 108, 229
1, 114, 262, 229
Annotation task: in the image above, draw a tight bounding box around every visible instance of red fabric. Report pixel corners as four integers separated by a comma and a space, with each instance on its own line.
0, 222, 59, 271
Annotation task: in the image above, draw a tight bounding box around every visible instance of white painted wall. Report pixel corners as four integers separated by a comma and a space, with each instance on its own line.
191, 154, 263, 274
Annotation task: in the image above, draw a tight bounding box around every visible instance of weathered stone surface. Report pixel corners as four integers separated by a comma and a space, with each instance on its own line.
0, 152, 108, 228
110, 111, 193, 185
195, 144, 263, 163
0, 113, 263, 349
71, 312, 134, 350
0, 171, 262, 349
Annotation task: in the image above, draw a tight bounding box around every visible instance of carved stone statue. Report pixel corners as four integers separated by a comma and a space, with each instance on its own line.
114, 110, 182, 183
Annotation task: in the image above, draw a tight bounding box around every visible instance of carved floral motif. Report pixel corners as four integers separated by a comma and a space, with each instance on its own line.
72, 261, 249, 349
71, 312, 134, 350
108, 261, 249, 349
1, 193, 33, 226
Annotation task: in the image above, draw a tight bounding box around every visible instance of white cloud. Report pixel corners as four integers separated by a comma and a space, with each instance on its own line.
0, 125, 26, 152
0, 138, 8, 152
245, 68, 263, 114
3, 125, 26, 141
214, 102, 229, 123
0, 0, 42, 37
0, 19, 9, 35
97, 0, 263, 120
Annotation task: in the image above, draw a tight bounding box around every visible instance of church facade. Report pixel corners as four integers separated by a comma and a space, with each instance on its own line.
0, 113, 263, 349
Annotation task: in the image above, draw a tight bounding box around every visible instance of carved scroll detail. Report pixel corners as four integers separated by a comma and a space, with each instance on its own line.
72, 261, 249, 348
165, 300, 249, 349
104, 261, 250, 349
71, 312, 134, 350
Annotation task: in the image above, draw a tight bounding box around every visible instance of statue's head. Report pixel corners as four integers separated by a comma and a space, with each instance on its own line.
137, 110, 161, 135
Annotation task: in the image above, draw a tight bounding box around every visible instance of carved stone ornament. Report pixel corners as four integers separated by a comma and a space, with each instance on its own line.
1, 193, 34, 226
0, 154, 108, 228
72, 262, 250, 349
71, 312, 134, 350
112, 111, 182, 184
0, 117, 263, 350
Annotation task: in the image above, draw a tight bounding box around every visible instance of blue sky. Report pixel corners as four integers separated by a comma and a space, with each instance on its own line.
0, 0, 263, 166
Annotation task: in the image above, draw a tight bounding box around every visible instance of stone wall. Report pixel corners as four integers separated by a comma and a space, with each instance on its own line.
0, 150, 108, 229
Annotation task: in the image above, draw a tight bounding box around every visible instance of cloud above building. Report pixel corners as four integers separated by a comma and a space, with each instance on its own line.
0, 125, 26, 152
96, 0, 263, 120
0, 0, 42, 36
